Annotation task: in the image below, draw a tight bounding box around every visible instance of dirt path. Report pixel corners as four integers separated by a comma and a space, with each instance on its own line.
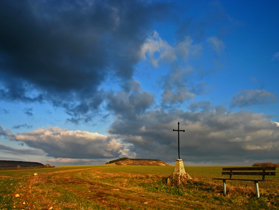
13, 166, 204, 209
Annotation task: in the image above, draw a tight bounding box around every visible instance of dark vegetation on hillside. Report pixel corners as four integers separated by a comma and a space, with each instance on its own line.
107, 157, 160, 164
0, 160, 54, 170
252, 162, 278, 167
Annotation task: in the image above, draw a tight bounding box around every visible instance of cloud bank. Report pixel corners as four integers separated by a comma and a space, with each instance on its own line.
3, 103, 279, 165
109, 106, 279, 165
10, 126, 129, 159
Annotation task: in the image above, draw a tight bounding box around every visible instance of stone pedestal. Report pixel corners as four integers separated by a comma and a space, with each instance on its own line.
167, 159, 192, 187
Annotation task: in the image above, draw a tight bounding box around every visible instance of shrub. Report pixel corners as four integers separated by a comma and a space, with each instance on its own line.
44, 163, 51, 168
252, 162, 278, 167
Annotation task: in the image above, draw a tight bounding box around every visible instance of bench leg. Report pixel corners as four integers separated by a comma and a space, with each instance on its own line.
223, 180, 226, 196
255, 181, 260, 198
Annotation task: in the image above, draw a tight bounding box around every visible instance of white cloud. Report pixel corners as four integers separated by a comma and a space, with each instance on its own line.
140, 31, 176, 68
10, 126, 131, 159
272, 121, 279, 127
140, 32, 203, 68
243, 142, 279, 151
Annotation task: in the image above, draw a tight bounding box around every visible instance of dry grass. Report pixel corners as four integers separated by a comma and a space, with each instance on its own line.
1, 165, 279, 209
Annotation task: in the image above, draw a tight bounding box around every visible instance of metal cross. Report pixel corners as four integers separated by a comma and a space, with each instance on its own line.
173, 122, 185, 159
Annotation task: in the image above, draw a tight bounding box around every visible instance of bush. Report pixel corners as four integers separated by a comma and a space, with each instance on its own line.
44, 163, 51, 168
252, 162, 278, 167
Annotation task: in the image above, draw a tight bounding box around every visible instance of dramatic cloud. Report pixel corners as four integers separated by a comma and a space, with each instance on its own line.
0, 1, 278, 166
109, 107, 279, 165
10, 126, 129, 159
106, 80, 155, 120
0, 0, 170, 123
231, 89, 277, 107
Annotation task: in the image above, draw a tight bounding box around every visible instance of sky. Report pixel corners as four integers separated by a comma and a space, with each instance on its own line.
0, 0, 279, 166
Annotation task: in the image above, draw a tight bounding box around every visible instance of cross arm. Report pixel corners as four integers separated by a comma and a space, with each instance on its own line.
173, 129, 185, 132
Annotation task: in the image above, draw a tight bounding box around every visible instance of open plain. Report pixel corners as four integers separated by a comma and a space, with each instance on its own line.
0, 165, 279, 209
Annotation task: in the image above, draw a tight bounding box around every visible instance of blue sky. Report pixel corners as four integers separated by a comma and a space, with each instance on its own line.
0, 0, 278, 166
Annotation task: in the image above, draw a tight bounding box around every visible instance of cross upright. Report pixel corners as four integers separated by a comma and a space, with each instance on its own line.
173, 122, 185, 159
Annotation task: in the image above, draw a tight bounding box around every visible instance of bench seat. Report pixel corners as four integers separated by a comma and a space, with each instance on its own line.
212, 178, 272, 181
212, 167, 276, 198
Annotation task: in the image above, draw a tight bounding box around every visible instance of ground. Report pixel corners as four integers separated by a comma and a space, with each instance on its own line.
0, 165, 278, 209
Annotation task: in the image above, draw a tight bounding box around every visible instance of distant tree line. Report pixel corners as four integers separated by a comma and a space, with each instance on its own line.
0, 160, 44, 168
252, 162, 278, 167
0, 163, 54, 170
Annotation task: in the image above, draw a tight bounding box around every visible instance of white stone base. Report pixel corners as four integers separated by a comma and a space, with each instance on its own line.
167, 159, 192, 187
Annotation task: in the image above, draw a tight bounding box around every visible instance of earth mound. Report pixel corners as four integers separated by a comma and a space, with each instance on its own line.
106, 157, 172, 166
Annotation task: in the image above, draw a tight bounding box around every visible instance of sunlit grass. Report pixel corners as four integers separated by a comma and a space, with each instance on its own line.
1, 165, 279, 209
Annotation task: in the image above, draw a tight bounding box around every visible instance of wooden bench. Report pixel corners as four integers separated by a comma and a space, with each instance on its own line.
212, 167, 276, 198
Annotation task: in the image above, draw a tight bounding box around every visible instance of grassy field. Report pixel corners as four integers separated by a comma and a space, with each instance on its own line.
0, 164, 278, 209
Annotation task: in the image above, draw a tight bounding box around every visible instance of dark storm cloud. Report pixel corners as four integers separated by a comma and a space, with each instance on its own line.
0, 80, 44, 103
231, 90, 277, 107
0, 0, 171, 122
106, 80, 155, 120
109, 107, 279, 164
12, 124, 33, 129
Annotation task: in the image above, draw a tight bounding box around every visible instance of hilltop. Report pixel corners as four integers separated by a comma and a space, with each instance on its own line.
0, 160, 44, 169
106, 157, 172, 166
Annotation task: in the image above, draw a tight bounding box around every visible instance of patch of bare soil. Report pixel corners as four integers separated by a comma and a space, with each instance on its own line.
113, 159, 172, 166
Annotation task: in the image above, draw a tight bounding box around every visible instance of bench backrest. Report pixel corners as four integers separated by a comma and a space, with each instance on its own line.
222, 167, 276, 180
